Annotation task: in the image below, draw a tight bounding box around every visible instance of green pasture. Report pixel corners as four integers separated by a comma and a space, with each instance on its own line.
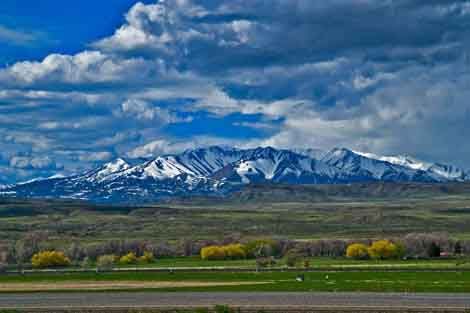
2, 270, 470, 293
105, 256, 470, 270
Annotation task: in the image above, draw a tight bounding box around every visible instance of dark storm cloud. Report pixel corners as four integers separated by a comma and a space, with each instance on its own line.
94, 0, 469, 72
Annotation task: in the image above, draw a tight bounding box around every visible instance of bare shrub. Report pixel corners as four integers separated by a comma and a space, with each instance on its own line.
403, 233, 454, 258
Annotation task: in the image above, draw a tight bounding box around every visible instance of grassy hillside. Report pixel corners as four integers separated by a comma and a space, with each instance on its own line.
1, 182, 470, 244
225, 182, 470, 203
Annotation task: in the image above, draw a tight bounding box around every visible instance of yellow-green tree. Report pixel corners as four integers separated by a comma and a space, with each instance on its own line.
31, 251, 71, 268
368, 240, 404, 260
96, 254, 115, 271
346, 243, 369, 260
201, 244, 248, 260
224, 244, 247, 260
119, 252, 138, 265
200, 246, 226, 260
138, 251, 155, 264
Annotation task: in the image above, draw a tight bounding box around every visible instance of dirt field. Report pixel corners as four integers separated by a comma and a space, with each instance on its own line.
0, 280, 271, 292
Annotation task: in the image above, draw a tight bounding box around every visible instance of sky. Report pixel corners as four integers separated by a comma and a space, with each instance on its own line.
0, 0, 470, 184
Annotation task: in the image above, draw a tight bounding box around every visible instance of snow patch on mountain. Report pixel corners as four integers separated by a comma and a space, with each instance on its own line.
322, 148, 437, 182
177, 146, 247, 176
353, 151, 432, 170
352, 150, 468, 181
88, 158, 131, 182
220, 147, 341, 184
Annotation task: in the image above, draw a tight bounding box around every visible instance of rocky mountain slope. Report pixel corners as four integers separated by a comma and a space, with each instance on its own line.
1, 146, 468, 202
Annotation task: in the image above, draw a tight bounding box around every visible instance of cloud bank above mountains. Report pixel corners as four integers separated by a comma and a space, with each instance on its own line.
1, 0, 470, 183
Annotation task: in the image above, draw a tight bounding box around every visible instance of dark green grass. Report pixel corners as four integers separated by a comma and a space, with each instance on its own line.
118, 257, 257, 268
20, 256, 470, 271
3, 270, 470, 293
114, 256, 470, 270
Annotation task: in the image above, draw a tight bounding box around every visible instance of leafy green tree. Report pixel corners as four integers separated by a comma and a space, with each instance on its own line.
244, 239, 281, 258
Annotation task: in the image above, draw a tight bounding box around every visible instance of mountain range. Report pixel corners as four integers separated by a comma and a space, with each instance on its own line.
1, 146, 468, 203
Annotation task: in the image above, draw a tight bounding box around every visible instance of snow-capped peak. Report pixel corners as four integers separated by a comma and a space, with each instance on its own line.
322, 148, 440, 182
3, 145, 470, 203
87, 158, 131, 182
215, 147, 339, 184
352, 150, 467, 181
143, 156, 195, 179
177, 145, 247, 176
352, 150, 432, 171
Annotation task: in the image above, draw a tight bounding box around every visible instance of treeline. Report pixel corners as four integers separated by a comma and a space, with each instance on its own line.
0, 232, 182, 269
346, 240, 405, 260
0, 231, 468, 269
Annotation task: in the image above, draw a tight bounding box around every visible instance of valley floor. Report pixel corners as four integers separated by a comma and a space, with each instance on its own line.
2, 195, 470, 244
2, 268, 470, 293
